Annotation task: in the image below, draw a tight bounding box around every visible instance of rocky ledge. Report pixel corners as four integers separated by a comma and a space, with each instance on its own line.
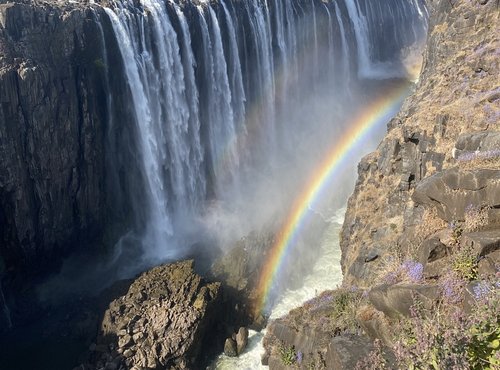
80, 260, 221, 370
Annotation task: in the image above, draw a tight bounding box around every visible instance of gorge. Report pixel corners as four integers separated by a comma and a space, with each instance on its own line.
1, 0, 498, 369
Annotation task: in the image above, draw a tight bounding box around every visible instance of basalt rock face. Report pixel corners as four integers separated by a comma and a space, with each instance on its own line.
85, 260, 221, 370
0, 1, 109, 272
340, 0, 500, 287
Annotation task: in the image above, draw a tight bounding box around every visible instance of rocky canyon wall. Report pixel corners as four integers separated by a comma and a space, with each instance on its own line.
0, 1, 109, 273
340, 0, 499, 286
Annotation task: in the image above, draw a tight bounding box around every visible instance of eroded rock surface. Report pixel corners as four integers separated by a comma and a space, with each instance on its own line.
86, 260, 221, 370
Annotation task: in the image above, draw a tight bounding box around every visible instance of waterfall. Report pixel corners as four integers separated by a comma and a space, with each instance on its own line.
98, 0, 427, 268
345, 0, 427, 79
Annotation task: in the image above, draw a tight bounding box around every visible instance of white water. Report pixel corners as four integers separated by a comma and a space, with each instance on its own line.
214, 208, 345, 369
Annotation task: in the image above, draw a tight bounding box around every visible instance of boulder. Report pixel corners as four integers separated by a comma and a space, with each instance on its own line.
87, 260, 221, 370
368, 284, 440, 319
224, 338, 238, 357
417, 237, 448, 265
413, 168, 500, 221
325, 335, 379, 370
462, 230, 500, 257
235, 327, 249, 355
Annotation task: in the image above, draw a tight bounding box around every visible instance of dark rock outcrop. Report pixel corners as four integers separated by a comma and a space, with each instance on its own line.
0, 1, 109, 272
412, 167, 500, 221
85, 260, 221, 370
235, 326, 249, 355
368, 283, 440, 319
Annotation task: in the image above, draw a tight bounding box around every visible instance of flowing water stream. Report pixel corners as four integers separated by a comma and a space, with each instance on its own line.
214, 208, 346, 369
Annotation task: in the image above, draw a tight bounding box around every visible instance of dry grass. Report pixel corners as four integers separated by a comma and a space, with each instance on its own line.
464, 204, 490, 232
416, 207, 448, 241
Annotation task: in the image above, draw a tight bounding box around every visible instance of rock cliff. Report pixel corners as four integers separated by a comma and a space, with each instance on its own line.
340, 0, 499, 287
0, 0, 109, 272
263, 0, 499, 368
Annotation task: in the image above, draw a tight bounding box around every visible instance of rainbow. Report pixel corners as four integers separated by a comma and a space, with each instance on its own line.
254, 81, 411, 315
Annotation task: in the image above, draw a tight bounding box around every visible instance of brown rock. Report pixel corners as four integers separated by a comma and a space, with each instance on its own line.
224, 338, 238, 357
368, 284, 440, 319
91, 260, 221, 369
235, 327, 249, 354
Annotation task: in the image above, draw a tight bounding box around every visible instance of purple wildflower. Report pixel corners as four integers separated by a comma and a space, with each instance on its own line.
296, 350, 303, 364
402, 261, 424, 283
457, 149, 500, 162
440, 273, 465, 304
472, 281, 491, 301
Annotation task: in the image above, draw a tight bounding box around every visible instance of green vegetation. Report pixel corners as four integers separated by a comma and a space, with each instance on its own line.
452, 244, 478, 281
279, 344, 297, 366
93, 58, 106, 71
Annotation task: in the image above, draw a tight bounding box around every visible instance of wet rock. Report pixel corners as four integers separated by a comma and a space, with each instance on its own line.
224, 338, 238, 357
235, 327, 249, 354
0, 1, 109, 271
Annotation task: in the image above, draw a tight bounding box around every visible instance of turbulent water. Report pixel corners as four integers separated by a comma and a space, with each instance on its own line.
214, 208, 346, 369
98, 0, 427, 277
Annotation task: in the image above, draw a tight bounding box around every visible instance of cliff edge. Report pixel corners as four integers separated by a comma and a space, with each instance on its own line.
263, 0, 499, 368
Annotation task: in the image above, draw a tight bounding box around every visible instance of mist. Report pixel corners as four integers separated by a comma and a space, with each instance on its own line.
37, 0, 428, 307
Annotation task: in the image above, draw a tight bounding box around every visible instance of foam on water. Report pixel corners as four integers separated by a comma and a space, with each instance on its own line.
213, 207, 345, 369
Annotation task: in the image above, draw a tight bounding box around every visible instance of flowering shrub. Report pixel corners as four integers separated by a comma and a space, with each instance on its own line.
457, 149, 500, 170
391, 287, 500, 369
296, 350, 303, 365
440, 271, 466, 304
468, 291, 500, 369
393, 304, 470, 370
457, 149, 500, 162
381, 259, 424, 285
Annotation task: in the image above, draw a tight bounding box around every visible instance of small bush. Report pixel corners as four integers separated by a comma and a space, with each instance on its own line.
452, 244, 478, 281
468, 291, 500, 369
279, 344, 297, 366
391, 284, 499, 369
329, 289, 362, 332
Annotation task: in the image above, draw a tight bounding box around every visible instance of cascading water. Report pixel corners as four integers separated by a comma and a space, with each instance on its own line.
345, 0, 428, 79
98, 0, 427, 284
95, 5, 428, 364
